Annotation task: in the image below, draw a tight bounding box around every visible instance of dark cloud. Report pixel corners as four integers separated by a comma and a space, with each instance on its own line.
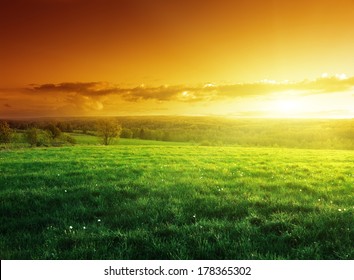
4, 104, 11, 108
27, 82, 265, 102
29, 82, 187, 101
28, 76, 354, 103
30, 82, 123, 96
124, 85, 182, 101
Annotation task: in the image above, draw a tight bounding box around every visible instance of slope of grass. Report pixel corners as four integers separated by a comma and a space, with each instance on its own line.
0, 143, 353, 259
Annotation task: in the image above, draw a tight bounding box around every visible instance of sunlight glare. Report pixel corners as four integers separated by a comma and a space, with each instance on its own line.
269, 99, 303, 117
273, 99, 301, 114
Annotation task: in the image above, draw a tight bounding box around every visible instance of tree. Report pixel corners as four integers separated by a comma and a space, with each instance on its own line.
0, 121, 12, 144
57, 122, 74, 133
26, 127, 39, 147
25, 128, 51, 147
120, 128, 133, 138
139, 128, 146, 139
66, 123, 73, 133
96, 118, 121, 145
45, 123, 61, 139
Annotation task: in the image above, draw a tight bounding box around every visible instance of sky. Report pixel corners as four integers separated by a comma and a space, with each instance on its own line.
1, 0, 354, 118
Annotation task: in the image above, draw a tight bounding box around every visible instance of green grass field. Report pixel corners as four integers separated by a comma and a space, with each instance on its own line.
0, 139, 353, 259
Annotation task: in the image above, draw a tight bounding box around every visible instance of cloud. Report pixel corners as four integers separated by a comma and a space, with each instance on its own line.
294, 76, 354, 94
27, 75, 354, 104
27, 81, 269, 103
2, 75, 353, 118
30, 82, 122, 96
29, 82, 191, 101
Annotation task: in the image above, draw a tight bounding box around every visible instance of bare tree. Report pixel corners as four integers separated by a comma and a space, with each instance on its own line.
96, 118, 121, 145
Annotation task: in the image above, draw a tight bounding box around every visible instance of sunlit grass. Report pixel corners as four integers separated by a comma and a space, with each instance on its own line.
0, 143, 353, 259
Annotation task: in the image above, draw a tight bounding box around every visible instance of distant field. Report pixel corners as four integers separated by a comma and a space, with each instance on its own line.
0, 141, 353, 259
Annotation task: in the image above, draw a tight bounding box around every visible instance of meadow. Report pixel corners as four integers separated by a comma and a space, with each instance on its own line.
0, 134, 353, 260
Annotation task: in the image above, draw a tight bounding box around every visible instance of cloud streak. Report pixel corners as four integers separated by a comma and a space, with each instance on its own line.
28, 75, 354, 104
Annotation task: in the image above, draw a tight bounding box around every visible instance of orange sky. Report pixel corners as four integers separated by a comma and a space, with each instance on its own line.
1, 0, 354, 118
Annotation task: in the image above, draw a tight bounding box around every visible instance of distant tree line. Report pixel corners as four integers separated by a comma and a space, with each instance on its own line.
2, 117, 354, 150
